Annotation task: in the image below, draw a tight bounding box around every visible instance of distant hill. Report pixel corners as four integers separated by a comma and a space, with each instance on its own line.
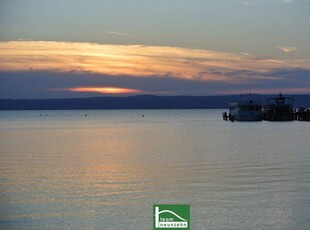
0, 94, 309, 110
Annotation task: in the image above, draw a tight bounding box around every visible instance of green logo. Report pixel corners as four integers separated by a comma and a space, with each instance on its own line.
153, 204, 190, 229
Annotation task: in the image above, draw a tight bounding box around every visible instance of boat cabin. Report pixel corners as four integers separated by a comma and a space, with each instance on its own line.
228, 99, 262, 121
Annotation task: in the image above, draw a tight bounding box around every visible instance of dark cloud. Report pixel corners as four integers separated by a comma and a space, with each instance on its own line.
0, 71, 221, 98
0, 68, 309, 99
266, 68, 310, 80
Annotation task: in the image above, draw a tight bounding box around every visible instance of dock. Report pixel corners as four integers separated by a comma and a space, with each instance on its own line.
294, 108, 310, 121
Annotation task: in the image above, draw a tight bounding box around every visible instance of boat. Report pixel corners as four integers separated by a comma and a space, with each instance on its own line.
263, 93, 294, 121
224, 96, 262, 121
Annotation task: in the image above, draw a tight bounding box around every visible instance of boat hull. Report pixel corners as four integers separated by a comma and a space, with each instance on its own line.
233, 115, 262, 121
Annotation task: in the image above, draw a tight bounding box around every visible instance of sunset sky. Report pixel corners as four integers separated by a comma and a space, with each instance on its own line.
0, 0, 309, 98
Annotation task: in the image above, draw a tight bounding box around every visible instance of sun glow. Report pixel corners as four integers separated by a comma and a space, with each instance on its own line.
66, 87, 141, 94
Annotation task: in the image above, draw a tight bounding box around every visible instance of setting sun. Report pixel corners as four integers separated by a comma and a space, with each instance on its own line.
67, 87, 141, 94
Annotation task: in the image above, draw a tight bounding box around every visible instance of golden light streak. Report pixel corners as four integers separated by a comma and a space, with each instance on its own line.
66, 87, 141, 94
0, 41, 310, 83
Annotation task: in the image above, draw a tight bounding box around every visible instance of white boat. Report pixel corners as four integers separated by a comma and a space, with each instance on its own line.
227, 99, 262, 121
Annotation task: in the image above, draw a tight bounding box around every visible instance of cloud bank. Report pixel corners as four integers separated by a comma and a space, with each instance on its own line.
0, 41, 309, 98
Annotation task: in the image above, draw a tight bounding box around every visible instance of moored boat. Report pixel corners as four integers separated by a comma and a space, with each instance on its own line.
224, 97, 262, 121
263, 93, 294, 121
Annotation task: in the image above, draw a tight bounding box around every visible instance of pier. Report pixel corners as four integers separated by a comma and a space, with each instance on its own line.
294, 108, 310, 121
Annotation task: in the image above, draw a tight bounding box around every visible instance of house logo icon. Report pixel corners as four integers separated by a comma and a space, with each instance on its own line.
153, 204, 190, 229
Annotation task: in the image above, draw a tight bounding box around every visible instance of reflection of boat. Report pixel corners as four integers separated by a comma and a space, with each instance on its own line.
224, 96, 262, 121
263, 93, 294, 121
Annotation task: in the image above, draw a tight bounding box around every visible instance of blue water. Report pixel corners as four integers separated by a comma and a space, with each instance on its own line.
0, 110, 309, 229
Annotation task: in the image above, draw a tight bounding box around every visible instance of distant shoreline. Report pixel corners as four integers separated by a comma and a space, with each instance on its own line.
1, 94, 310, 110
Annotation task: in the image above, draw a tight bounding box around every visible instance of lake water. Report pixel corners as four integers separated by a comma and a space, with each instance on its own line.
0, 110, 309, 230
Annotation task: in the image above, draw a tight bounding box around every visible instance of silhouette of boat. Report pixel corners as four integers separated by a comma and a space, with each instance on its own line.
263, 93, 294, 121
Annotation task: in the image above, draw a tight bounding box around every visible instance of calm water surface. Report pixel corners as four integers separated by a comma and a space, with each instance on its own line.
0, 110, 309, 230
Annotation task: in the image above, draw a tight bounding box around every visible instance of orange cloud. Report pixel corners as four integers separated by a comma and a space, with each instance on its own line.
0, 41, 309, 84
278, 46, 297, 53
65, 87, 141, 94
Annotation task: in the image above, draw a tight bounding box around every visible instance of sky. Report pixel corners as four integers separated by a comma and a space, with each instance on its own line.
0, 0, 310, 98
